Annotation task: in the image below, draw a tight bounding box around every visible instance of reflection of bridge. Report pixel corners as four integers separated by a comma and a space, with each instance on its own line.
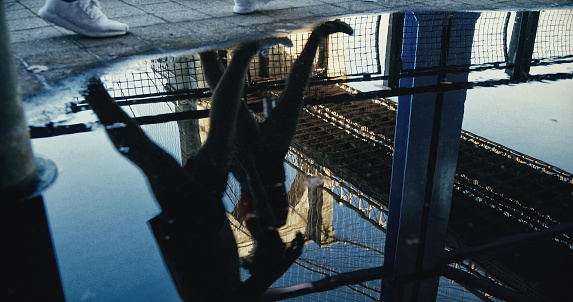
289, 83, 573, 301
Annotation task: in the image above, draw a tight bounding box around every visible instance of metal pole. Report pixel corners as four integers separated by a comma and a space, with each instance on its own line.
384, 13, 404, 89
0, 2, 63, 300
0, 2, 37, 194
381, 12, 479, 302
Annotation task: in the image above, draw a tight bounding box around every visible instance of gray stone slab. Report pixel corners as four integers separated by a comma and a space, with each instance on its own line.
250, 20, 309, 35
331, 1, 388, 13
88, 38, 158, 60
174, 0, 232, 10
20, 47, 100, 68
130, 21, 208, 40
200, 25, 261, 42
304, 4, 352, 17
317, 0, 350, 3
4, 8, 36, 21
180, 17, 247, 35
133, 17, 264, 45
139, 1, 189, 14
155, 9, 212, 22
261, 0, 295, 11
7, 15, 49, 31
280, 0, 325, 9
120, 13, 167, 28
194, 6, 237, 18
14, 0, 44, 7
71, 33, 138, 48
16, 0, 44, 12
287, 16, 329, 28
99, 3, 148, 19
147, 33, 216, 51
121, 0, 170, 6
7, 26, 64, 43
3, 1, 26, 11
225, 13, 280, 26
261, 7, 318, 20
11, 37, 78, 58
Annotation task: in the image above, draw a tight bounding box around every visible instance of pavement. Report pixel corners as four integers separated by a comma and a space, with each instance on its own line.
4, 0, 573, 99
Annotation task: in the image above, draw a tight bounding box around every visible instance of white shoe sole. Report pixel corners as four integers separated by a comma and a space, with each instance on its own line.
39, 8, 128, 38
233, 0, 272, 14
233, 5, 256, 14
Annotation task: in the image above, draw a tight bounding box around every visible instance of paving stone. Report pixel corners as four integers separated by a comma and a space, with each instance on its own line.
7, 16, 49, 31
7, 26, 63, 43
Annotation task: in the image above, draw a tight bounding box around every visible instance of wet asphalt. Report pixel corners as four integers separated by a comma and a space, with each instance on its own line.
4, 0, 573, 99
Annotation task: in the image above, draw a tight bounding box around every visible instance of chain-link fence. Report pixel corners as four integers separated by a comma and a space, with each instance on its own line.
398, 10, 572, 73
533, 10, 573, 60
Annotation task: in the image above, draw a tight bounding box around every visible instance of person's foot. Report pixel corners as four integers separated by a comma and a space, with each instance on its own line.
247, 230, 286, 275
233, 0, 272, 14
38, 0, 129, 37
315, 19, 354, 36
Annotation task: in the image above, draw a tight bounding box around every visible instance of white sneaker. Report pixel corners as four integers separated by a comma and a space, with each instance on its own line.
233, 0, 272, 14
38, 0, 129, 37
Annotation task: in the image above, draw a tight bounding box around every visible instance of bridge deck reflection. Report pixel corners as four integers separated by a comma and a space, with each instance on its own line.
288, 83, 572, 301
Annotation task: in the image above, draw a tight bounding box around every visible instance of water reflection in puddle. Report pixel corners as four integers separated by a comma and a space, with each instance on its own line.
28, 10, 572, 302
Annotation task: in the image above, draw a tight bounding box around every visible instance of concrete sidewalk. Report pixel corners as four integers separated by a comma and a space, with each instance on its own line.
4, 0, 573, 98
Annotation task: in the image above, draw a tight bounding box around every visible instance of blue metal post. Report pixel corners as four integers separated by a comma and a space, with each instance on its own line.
381, 12, 479, 301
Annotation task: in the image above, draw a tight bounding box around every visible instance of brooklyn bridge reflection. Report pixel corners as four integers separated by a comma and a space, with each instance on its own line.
23, 10, 573, 302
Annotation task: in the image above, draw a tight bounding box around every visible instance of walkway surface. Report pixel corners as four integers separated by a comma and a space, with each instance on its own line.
4, 0, 573, 98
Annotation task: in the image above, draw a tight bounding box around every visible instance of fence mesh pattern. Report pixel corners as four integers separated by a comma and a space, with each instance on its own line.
470, 12, 510, 65
533, 10, 573, 60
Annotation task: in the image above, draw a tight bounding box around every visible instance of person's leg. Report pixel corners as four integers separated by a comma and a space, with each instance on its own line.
39, 0, 128, 37
84, 79, 202, 211
86, 79, 241, 301
190, 37, 293, 181
198, 51, 225, 90
239, 21, 354, 234
234, 23, 352, 276
198, 50, 267, 239
84, 78, 182, 180
199, 51, 261, 144
260, 20, 354, 160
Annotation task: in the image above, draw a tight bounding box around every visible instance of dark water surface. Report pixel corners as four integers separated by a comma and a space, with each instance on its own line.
27, 10, 572, 302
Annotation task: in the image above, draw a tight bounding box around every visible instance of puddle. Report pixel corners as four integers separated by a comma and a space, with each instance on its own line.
23, 10, 573, 302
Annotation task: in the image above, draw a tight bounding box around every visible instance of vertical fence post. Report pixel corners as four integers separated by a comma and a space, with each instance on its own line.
506, 11, 540, 82
381, 12, 479, 302
0, 3, 63, 300
384, 13, 404, 89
